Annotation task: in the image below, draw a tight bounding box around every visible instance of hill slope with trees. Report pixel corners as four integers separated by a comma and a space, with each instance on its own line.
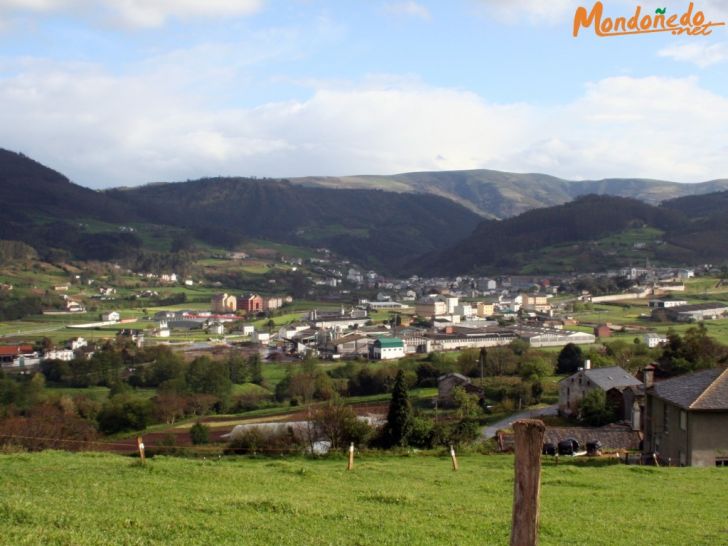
423, 193, 728, 274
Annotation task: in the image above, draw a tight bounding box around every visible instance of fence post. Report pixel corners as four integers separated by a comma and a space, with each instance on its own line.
137, 435, 146, 464
450, 445, 459, 471
510, 419, 545, 546
347, 442, 355, 471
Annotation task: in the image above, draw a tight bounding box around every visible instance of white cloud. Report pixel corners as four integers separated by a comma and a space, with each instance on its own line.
476, 0, 578, 24
1, 56, 727, 187
383, 1, 431, 20
0, 0, 263, 28
476, 0, 728, 26
659, 42, 728, 68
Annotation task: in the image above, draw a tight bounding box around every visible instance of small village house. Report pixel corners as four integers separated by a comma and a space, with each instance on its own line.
437, 373, 482, 407
239, 294, 264, 313
211, 293, 237, 313
559, 362, 642, 419
644, 367, 728, 467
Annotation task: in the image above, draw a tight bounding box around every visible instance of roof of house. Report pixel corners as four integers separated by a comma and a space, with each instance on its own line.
0, 345, 35, 356
543, 424, 642, 451
651, 368, 728, 410
672, 302, 728, 313
565, 366, 642, 390
375, 337, 404, 348
437, 372, 471, 383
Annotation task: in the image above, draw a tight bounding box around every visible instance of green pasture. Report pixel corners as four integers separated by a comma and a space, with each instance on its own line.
0, 451, 726, 545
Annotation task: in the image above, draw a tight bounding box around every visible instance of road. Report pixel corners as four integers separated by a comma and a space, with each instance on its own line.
482, 404, 558, 439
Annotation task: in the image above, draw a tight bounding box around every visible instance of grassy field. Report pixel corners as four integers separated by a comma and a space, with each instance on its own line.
1, 451, 727, 545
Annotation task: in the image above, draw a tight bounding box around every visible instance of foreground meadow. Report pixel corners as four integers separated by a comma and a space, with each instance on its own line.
1, 451, 727, 545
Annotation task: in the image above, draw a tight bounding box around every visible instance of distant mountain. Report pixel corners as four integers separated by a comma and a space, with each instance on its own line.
291, 170, 728, 219
424, 193, 728, 275
107, 178, 482, 272
3, 147, 728, 274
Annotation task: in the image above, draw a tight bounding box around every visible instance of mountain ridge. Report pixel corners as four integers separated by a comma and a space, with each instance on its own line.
289, 169, 728, 218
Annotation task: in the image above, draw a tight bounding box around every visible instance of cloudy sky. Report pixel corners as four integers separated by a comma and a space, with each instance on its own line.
1, 0, 727, 187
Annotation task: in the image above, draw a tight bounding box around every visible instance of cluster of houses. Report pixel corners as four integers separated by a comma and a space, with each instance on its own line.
0, 337, 90, 370
269, 295, 596, 360
557, 360, 728, 467
435, 358, 728, 467
211, 293, 292, 314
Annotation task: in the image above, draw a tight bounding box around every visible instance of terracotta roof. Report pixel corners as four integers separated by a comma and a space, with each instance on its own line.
651, 368, 728, 411
0, 345, 34, 356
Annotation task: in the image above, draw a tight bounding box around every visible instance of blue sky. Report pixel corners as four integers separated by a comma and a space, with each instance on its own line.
1, 0, 727, 187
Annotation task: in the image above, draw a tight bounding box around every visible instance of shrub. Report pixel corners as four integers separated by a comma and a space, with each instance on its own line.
190, 422, 210, 445
226, 426, 304, 455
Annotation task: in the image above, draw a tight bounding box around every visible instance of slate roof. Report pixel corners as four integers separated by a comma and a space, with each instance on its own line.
543, 425, 642, 451
568, 366, 643, 391
651, 368, 728, 410
437, 372, 470, 383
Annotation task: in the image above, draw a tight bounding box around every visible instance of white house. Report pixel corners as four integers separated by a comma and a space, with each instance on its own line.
155, 322, 171, 338
253, 331, 271, 344
242, 324, 255, 336
207, 322, 225, 336
370, 337, 405, 360
644, 333, 668, 348
101, 311, 120, 322
43, 349, 75, 361
67, 337, 88, 351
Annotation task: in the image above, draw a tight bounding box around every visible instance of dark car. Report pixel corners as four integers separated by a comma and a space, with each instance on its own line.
558, 438, 580, 455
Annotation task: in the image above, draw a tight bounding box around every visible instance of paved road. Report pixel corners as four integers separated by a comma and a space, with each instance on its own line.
482, 404, 558, 439
0, 325, 65, 338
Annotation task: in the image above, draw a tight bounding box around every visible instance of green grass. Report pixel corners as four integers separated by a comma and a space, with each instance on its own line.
45, 387, 158, 402
1, 451, 727, 545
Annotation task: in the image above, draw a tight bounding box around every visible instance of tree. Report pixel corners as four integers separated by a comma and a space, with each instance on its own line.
97, 394, 152, 434
382, 370, 413, 447
579, 389, 614, 426
556, 343, 584, 374
190, 421, 210, 445
311, 396, 370, 450
185, 357, 232, 402
247, 354, 264, 385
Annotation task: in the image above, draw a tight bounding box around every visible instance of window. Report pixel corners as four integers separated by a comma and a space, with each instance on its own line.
680, 410, 687, 431
663, 407, 669, 434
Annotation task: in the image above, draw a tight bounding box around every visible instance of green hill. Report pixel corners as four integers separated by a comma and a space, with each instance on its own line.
106, 178, 482, 272
1, 451, 726, 545
423, 193, 728, 274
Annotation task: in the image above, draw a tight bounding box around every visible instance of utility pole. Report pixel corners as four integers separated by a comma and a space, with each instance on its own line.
479, 347, 487, 388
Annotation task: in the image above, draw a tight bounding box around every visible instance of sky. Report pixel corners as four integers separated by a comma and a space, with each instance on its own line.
0, 0, 727, 188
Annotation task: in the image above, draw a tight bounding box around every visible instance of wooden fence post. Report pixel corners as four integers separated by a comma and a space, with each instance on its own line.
450, 445, 459, 471
137, 435, 146, 464
347, 442, 355, 471
510, 419, 546, 546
